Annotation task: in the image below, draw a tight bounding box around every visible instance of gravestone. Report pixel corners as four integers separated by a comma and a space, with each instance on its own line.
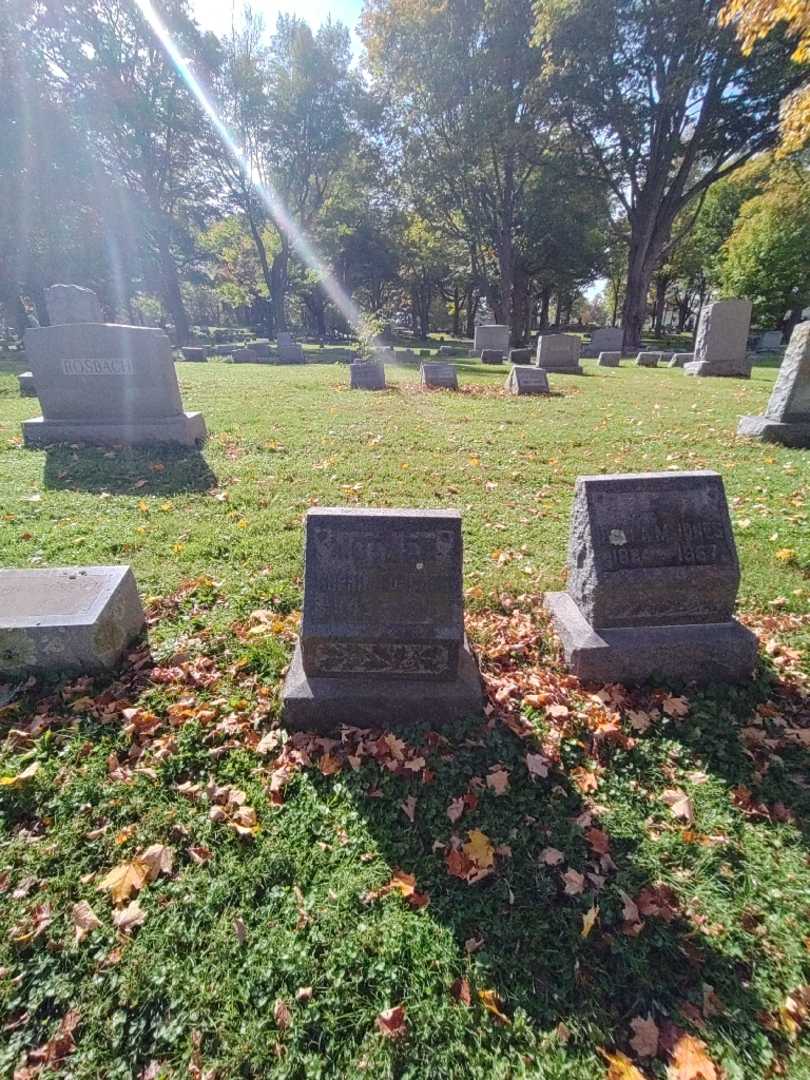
756, 330, 783, 352
277, 332, 305, 363
505, 366, 550, 395
598, 352, 621, 368
684, 299, 752, 378
584, 327, 623, 358
249, 342, 271, 359
22, 314, 206, 448
636, 352, 659, 367
438, 345, 455, 356
45, 283, 102, 325
481, 349, 504, 365
474, 324, 509, 355
282, 508, 484, 729
535, 334, 582, 374
509, 347, 533, 364
545, 471, 757, 684
180, 347, 207, 362
18, 371, 36, 396
350, 361, 386, 390
669, 353, 693, 368
737, 321, 810, 447
231, 347, 258, 363
0, 566, 146, 677
421, 362, 458, 389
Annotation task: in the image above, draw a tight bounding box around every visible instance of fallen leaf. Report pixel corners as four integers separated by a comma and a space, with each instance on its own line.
463, 829, 495, 870
451, 977, 471, 1006
662, 789, 694, 823
447, 796, 465, 823
667, 1033, 717, 1079
0, 761, 39, 788
401, 796, 417, 822
540, 847, 565, 865
98, 859, 150, 904
629, 1014, 659, 1057
296, 986, 313, 1003
71, 900, 102, 944
274, 998, 292, 1030
478, 988, 510, 1025
662, 695, 689, 717
112, 899, 146, 933
581, 904, 599, 938
376, 1004, 407, 1039
525, 752, 549, 779
562, 868, 585, 895
139, 844, 174, 882
486, 768, 510, 796
233, 917, 247, 945
600, 1048, 648, 1079
586, 828, 610, 855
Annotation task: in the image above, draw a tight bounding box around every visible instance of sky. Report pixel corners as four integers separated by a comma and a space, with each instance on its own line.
191, 0, 365, 51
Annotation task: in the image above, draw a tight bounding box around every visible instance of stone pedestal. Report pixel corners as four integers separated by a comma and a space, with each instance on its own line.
546, 471, 757, 685
22, 320, 206, 448
505, 366, 549, 395
350, 361, 386, 390
684, 299, 752, 378
421, 362, 458, 389
282, 508, 483, 729
737, 321, 810, 447
535, 334, 582, 374
0, 566, 146, 676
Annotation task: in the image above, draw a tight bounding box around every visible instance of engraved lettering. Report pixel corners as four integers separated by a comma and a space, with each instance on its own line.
61, 357, 135, 376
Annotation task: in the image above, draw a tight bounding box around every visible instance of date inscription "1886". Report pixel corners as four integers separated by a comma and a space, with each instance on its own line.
61, 357, 134, 376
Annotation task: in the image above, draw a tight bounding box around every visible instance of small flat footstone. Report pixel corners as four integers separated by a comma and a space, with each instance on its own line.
545, 591, 757, 685
635, 352, 659, 367
0, 566, 145, 676
505, 366, 549, 395
597, 352, 621, 367
481, 349, 504, 364
669, 353, 693, 367
421, 362, 458, 389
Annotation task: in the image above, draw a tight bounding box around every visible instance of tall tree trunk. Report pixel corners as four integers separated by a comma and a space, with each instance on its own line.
538, 285, 551, 330
452, 286, 461, 337
157, 227, 189, 346
653, 274, 669, 337
498, 155, 515, 343
464, 288, 477, 339
512, 266, 529, 344
271, 244, 289, 333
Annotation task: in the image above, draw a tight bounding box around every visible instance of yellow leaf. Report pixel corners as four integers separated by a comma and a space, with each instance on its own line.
775, 548, 797, 563
463, 829, 494, 870
98, 859, 150, 904
0, 761, 39, 788
137, 499, 149, 513
599, 1048, 648, 1080
478, 988, 510, 1025
581, 904, 599, 938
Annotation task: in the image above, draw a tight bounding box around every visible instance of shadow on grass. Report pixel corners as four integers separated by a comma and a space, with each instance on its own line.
42, 444, 218, 494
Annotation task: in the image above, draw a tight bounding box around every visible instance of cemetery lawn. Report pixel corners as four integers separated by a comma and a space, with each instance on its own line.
0, 354, 808, 1079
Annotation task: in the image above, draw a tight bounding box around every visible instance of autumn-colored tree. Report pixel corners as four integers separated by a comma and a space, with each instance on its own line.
720, 0, 810, 154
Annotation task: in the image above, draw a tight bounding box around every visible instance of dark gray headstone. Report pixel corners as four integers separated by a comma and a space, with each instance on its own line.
685, 299, 752, 378
282, 508, 483, 729
350, 361, 386, 390
597, 352, 621, 367
505, 366, 549, 395
509, 348, 533, 364
0, 566, 145, 676
481, 349, 504, 364
535, 334, 582, 373
18, 371, 36, 397
583, 327, 623, 358
738, 321, 810, 447
474, 324, 509, 353
180, 346, 207, 362
22, 323, 205, 448
546, 471, 757, 684
635, 352, 660, 368
421, 362, 458, 389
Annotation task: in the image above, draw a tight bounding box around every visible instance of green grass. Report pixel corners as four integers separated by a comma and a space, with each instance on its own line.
0, 354, 808, 1078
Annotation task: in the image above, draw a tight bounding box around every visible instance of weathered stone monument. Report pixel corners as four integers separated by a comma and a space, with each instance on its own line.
669, 353, 693, 368
282, 508, 484, 728
18, 372, 36, 396
350, 361, 386, 390
0, 566, 146, 677
598, 352, 621, 368
277, 332, 305, 364
509, 348, 533, 364
481, 349, 504, 365
44, 283, 102, 325
684, 299, 752, 378
22, 285, 205, 448
737, 321, 810, 447
545, 471, 757, 684
756, 330, 783, 352
505, 366, 550, 395
421, 362, 458, 389
635, 352, 660, 367
535, 334, 582, 374
584, 327, 623, 358
474, 324, 510, 355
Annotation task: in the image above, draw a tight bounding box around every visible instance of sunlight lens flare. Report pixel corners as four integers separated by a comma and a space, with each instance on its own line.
133, 0, 363, 334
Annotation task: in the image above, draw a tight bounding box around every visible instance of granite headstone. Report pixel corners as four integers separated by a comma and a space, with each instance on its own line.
685, 299, 752, 378
481, 349, 504, 365
474, 324, 509, 355
635, 352, 659, 368
535, 334, 582, 374
45, 283, 102, 325
350, 361, 386, 390
669, 353, 693, 368
505, 366, 550, 395
545, 471, 757, 684
584, 327, 623, 358
421, 362, 458, 389
282, 508, 484, 728
597, 352, 621, 368
737, 321, 810, 447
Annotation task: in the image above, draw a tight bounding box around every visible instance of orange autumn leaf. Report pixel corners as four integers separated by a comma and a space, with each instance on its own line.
478, 988, 510, 1025
376, 1003, 407, 1039
600, 1048, 649, 1080
581, 904, 599, 938
98, 859, 150, 904
463, 829, 495, 870
667, 1033, 718, 1080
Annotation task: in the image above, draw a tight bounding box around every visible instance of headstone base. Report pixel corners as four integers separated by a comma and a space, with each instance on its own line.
0, 566, 145, 677
22, 412, 206, 448
736, 415, 810, 448
282, 637, 484, 730
537, 364, 583, 375
684, 361, 751, 378
545, 591, 757, 685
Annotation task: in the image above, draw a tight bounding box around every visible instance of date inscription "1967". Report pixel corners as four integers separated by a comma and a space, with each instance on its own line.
61, 357, 134, 376
598, 518, 730, 571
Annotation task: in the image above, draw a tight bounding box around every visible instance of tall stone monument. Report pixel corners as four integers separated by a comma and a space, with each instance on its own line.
282, 508, 484, 729
22, 285, 205, 448
583, 327, 622, 358
737, 321, 810, 447
535, 334, 583, 374
684, 299, 753, 378
474, 324, 510, 355
545, 471, 757, 684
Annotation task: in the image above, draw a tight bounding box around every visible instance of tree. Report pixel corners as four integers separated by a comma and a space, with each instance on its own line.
535, 0, 806, 348
720, 0, 810, 155
720, 162, 810, 332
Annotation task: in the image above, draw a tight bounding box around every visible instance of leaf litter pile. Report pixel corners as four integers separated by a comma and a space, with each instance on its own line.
1, 583, 809, 1078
